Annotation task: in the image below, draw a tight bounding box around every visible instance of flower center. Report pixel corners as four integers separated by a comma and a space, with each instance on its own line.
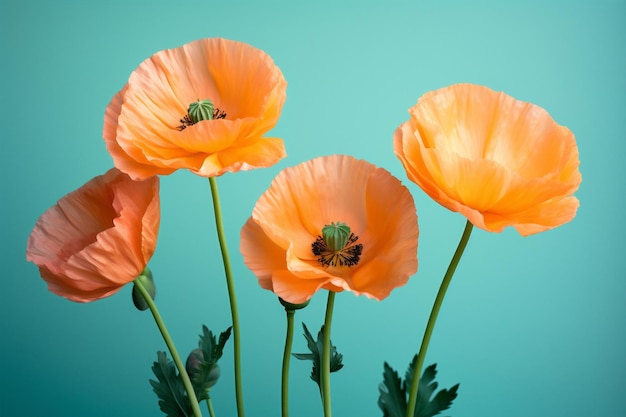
177, 99, 227, 131
311, 222, 363, 267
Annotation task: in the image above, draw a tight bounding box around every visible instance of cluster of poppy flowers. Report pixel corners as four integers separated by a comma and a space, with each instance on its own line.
26, 38, 581, 303
26, 37, 581, 414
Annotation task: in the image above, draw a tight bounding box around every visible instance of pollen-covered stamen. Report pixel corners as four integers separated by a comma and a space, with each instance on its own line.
177, 98, 227, 131
177, 114, 194, 131
213, 108, 227, 119
311, 222, 363, 267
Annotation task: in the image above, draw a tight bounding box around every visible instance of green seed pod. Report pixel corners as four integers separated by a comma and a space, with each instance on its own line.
321, 222, 351, 252
188, 99, 215, 123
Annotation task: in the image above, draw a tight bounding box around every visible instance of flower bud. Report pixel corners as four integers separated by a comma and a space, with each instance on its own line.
132, 267, 156, 311
186, 348, 203, 376
186, 348, 221, 389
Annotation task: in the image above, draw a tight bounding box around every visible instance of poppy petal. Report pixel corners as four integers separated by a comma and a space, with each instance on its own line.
241, 155, 419, 303
104, 38, 287, 179
395, 83, 581, 236
26, 169, 160, 302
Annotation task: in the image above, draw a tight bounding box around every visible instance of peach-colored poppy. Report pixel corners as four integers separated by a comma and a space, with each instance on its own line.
104, 38, 288, 180
26, 168, 160, 302
240, 155, 419, 304
394, 83, 581, 236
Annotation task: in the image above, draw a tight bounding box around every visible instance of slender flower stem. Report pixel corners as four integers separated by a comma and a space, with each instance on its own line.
405, 220, 474, 417
281, 308, 296, 417
134, 278, 203, 417
208, 177, 245, 417
207, 396, 216, 417
321, 291, 336, 417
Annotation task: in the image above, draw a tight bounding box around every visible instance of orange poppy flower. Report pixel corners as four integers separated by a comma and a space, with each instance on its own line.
394, 83, 581, 236
103, 38, 288, 180
240, 155, 419, 304
26, 169, 160, 302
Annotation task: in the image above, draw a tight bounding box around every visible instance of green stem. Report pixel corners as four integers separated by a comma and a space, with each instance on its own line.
321, 291, 336, 417
208, 177, 245, 417
207, 396, 216, 417
281, 308, 296, 417
134, 278, 203, 417
405, 220, 474, 417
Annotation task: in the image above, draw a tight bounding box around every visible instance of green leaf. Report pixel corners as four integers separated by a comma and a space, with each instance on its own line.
378, 356, 459, 417
378, 362, 407, 417
292, 323, 344, 389
149, 351, 193, 417
190, 325, 232, 401
406, 358, 459, 417
198, 325, 232, 365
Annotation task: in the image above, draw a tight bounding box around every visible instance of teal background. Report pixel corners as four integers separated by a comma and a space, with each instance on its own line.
2, 1, 624, 416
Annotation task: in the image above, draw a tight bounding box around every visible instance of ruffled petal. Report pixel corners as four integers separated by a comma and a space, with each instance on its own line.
241, 155, 419, 302
395, 83, 581, 235
271, 271, 337, 305
104, 38, 287, 179
26, 169, 160, 302
103, 86, 176, 179
196, 136, 286, 177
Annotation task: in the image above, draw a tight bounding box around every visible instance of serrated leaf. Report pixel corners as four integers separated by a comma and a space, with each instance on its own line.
190, 325, 232, 401
378, 362, 407, 417
149, 351, 193, 417
407, 361, 438, 415
404, 358, 459, 417
198, 325, 232, 365
378, 357, 459, 417
292, 323, 344, 389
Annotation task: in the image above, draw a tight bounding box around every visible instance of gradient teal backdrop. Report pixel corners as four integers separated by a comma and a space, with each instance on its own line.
2, 1, 624, 416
